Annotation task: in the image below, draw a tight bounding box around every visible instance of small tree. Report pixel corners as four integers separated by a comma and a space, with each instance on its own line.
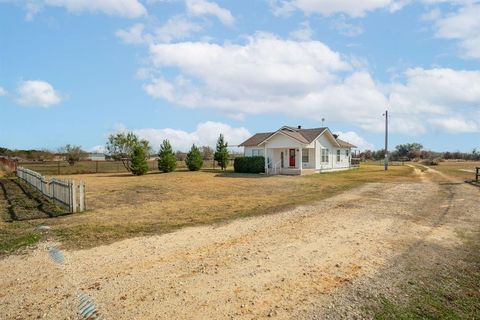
60, 144, 86, 166
214, 134, 229, 170
130, 144, 149, 176
185, 144, 203, 171
106, 132, 150, 172
158, 139, 177, 173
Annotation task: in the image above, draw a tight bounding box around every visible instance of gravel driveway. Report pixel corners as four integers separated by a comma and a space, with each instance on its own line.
1, 167, 478, 319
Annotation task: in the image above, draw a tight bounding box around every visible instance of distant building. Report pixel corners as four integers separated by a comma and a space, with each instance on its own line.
89, 153, 106, 161
52, 154, 66, 161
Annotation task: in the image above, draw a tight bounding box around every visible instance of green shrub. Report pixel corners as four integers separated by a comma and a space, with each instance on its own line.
234, 156, 265, 173
185, 144, 203, 171
158, 140, 177, 173
130, 145, 149, 176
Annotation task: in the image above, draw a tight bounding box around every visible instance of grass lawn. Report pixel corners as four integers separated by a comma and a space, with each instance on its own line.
425, 160, 480, 181
0, 163, 415, 253
371, 231, 480, 320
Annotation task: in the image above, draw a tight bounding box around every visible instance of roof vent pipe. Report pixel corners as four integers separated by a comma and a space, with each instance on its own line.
297, 125, 302, 129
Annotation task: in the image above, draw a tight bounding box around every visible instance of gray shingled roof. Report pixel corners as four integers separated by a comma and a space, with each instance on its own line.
239, 126, 357, 148
240, 126, 326, 146
238, 132, 274, 147
336, 138, 357, 148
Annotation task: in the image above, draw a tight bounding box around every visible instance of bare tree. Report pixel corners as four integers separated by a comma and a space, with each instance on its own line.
59, 144, 87, 166
106, 132, 151, 172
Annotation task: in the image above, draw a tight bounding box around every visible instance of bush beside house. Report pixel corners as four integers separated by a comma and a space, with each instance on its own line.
234, 156, 265, 174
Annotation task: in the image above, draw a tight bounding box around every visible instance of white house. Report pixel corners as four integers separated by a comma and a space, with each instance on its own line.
88, 153, 106, 161
239, 126, 357, 175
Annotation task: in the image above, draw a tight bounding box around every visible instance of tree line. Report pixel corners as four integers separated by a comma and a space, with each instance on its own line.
105, 132, 231, 175
359, 143, 480, 162
2, 141, 479, 174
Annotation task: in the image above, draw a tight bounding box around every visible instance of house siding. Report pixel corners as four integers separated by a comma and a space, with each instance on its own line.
263, 133, 304, 149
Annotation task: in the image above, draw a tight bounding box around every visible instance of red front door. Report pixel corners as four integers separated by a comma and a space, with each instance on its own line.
289, 149, 296, 167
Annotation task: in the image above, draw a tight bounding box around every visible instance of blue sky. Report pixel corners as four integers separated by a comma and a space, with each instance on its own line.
0, 0, 479, 152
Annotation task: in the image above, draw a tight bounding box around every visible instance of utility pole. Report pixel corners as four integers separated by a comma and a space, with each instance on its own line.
383, 110, 389, 171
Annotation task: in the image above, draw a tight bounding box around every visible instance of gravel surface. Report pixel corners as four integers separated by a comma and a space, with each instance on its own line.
0, 168, 478, 319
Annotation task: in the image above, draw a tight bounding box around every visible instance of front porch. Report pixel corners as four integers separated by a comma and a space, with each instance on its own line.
265, 147, 316, 175
275, 168, 317, 175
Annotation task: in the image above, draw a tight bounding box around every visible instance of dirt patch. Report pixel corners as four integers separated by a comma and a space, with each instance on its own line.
297, 166, 480, 319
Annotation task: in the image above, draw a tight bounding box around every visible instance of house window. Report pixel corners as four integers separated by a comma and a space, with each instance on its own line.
321, 148, 329, 162
337, 149, 341, 162
302, 149, 309, 163
346, 149, 349, 157
252, 149, 264, 156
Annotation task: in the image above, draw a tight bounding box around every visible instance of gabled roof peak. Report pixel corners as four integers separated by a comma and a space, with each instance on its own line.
238, 125, 357, 148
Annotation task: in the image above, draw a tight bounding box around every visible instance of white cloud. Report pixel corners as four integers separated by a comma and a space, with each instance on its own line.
136, 33, 479, 135
388, 67, 480, 133
116, 24, 152, 44
432, 3, 480, 59
24, 0, 43, 21
330, 16, 364, 37
186, 0, 235, 25
420, 8, 442, 21
428, 117, 479, 133
0, 86, 7, 96
144, 33, 390, 131
24, 0, 147, 20
155, 16, 203, 42
116, 17, 202, 45
270, 0, 408, 18
16, 80, 62, 107
334, 131, 375, 150
421, 0, 473, 4
289, 21, 313, 41
116, 121, 251, 151
143, 77, 176, 101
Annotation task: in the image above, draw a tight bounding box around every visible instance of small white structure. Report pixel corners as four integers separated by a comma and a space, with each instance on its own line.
239, 126, 357, 175
88, 153, 106, 161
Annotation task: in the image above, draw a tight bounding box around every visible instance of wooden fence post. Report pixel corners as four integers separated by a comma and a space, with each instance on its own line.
79, 181, 85, 212
71, 181, 77, 213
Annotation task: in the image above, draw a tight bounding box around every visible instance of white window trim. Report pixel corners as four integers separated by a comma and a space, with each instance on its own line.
302, 148, 309, 163
252, 149, 264, 157
321, 148, 329, 163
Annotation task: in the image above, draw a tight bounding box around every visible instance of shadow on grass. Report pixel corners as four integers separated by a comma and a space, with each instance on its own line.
214, 172, 271, 179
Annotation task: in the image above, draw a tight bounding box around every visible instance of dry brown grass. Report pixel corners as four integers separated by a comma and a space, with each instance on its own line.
1, 164, 415, 251
424, 161, 480, 181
